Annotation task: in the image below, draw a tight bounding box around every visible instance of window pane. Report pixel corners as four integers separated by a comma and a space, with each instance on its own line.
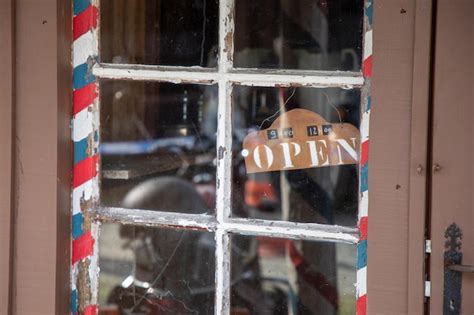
100, 0, 219, 67
230, 235, 356, 314
232, 86, 360, 226
100, 80, 217, 213
234, 0, 364, 71
99, 223, 216, 314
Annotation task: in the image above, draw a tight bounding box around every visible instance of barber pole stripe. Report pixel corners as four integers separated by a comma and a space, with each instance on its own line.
362, 30, 373, 78
74, 0, 91, 16
361, 140, 369, 166
73, 155, 98, 188
357, 1, 373, 314
73, 83, 98, 116
72, 231, 95, 265
72, 213, 85, 239
83, 306, 98, 315
357, 294, 368, 314
72, 0, 99, 314
359, 216, 368, 241
73, 5, 98, 41
74, 138, 89, 165
73, 30, 98, 68
72, 108, 94, 142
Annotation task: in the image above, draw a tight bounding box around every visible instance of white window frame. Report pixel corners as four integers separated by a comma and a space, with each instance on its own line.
71, 0, 373, 314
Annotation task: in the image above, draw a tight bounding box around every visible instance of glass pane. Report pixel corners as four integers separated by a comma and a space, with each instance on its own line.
234, 0, 364, 71
230, 235, 356, 314
99, 223, 215, 314
100, 80, 218, 213
232, 86, 360, 226
100, 0, 219, 67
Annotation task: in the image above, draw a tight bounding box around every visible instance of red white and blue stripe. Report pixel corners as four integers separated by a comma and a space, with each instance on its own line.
71, 0, 99, 314
357, 0, 373, 314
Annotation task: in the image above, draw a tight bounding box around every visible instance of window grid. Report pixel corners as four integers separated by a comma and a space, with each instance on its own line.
71, 0, 373, 313
93, 64, 364, 88
95, 206, 359, 243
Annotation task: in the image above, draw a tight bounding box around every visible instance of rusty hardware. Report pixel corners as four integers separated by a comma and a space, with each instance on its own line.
443, 223, 463, 315
447, 264, 474, 273
433, 163, 442, 173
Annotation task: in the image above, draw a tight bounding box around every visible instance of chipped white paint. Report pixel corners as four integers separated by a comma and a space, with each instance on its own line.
97, 207, 217, 231
93, 64, 364, 88
214, 229, 231, 315
93, 64, 216, 84
214, 1, 235, 313
218, 0, 234, 72
216, 81, 233, 222
89, 223, 100, 305
98, 206, 358, 243
227, 71, 362, 88
72, 181, 93, 215
222, 219, 358, 244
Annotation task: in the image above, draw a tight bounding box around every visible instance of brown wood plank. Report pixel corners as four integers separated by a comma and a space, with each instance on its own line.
370, 0, 419, 313
12, 0, 72, 313
0, 0, 14, 313
408, 1, 433, 314
56, 0, 73, 313
430, 0, 474, 314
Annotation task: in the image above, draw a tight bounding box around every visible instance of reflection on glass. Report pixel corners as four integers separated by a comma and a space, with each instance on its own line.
99, 223, 216, 314
230, 235, 356, 314
234, 0, 364, 71
232, 86, 360, 226
100, 80, 218, 213
100, 0, 219, 67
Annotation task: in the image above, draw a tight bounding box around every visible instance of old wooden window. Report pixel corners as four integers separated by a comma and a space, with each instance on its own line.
71, 0, 372, 314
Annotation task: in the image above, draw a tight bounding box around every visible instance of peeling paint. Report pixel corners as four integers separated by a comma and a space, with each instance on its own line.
217, 146, 226, 160
356, 1, 373, 314
72, 1, 100, 314
80, 195, 92, 232
76, 259, 92, 313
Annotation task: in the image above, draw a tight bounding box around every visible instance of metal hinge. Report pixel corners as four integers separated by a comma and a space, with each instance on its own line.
425, 281, 431, 297
425, 239, 432, 254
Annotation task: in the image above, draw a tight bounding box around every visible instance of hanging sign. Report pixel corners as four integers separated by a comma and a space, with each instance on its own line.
242, 109, 360, 174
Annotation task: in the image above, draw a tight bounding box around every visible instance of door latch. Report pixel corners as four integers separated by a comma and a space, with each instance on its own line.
447, 264, 474, 273
443, 223, 466, 315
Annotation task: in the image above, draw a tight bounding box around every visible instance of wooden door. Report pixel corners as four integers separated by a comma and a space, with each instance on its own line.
430, 0, 474, 314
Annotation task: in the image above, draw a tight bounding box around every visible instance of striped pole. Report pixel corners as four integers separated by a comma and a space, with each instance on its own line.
71, 0, 99, 314
357, 0, 373, 314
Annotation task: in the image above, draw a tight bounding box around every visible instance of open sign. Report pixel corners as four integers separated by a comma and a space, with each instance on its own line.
242, 109, 360, 174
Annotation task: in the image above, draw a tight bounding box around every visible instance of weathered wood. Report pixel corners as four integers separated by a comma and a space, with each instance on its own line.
0, 0, 14, 313
93, 63, 364, 88
369, 0, 418, 313
430, 1, 474, 313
